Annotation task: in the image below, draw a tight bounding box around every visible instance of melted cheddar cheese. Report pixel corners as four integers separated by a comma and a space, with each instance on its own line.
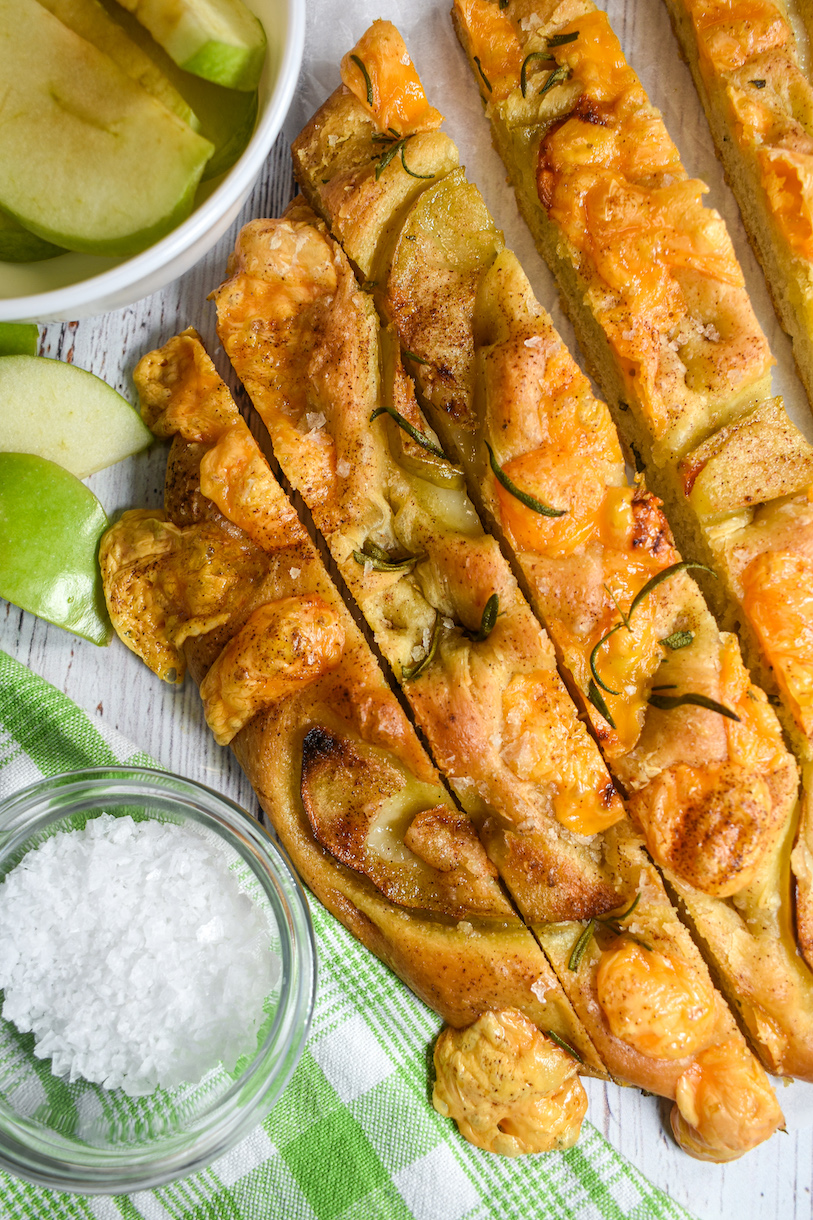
200, 596, 345, 744
596, 939, 717, 1059
501, 672, 624, 835
341, 20, 444, 135
741, 550, 813, 737
433, 1009, 587, 1154
672, 1039, 783, 1160
452, 0, 523, 101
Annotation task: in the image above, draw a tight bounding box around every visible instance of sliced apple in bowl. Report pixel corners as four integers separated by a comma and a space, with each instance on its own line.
0, 0, 214, 258
112, 0, 266, 90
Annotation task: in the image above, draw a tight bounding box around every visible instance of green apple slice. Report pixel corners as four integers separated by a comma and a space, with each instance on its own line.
0, 208, 66, 264
0, 453, 112, 645
0, 0, 214, 258
99, 0, 258, 179
112, 0, 266, 90
0, 355, 152, 478
37, 0, 200, 128
0, 325, 39, 358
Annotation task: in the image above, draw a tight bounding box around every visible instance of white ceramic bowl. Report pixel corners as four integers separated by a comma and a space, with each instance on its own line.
0, 0, 305, 324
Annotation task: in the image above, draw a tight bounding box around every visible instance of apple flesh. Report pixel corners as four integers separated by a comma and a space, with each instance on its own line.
111, 0, 266, 91
0, 453, 112, 646
0, 0, 214, 257
38, 0, 200, 129
100, 0, 258, 179
0, 355, 152, 478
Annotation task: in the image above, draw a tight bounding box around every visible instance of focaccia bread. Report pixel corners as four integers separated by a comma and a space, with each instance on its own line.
99, 328, 603, 1156
288, 17, 813, 1094
662, 0, 813, 420
212, 201, 785, 1155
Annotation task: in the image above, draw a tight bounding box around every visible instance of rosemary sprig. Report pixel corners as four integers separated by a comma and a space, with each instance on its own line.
589, 623, 622, 696
373, 134, 434, 182
520, 50, 554, 98
544, 1030, 583, 1063
626, 561, 714, 621
350, 55, 373, 107
371, 405, 448, 461
484, 440, 567, 517
568, 893, 643, 970
568, 920, 595, 971
403, 614, 441, 681
353, 541, 425, 573
587, 679, 616, 729
589, 562, 713, 696
474, 55, 492, 92
660, 630, 693, 650
648, 692, 741, 722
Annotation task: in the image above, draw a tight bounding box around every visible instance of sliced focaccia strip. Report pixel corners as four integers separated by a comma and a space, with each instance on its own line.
212, 208, 785, 1158
451, 0, 774, 469
289, 20, 810, 1084
662, 0, 813, 419
100, 332, 608, 1139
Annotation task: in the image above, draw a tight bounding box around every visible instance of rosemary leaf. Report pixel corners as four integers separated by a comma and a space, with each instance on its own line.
587, 679, 616, 729
520, 50, 555, 98
470, 593, 499, 642
751, 78, 767, 88
362, 541, 391, 563
402, 348, 430, 365
539, 64, 569, 96
350, 55, 373, 107
544, 1030, 583, 1063
648, 692, 741, 722
375, 138, 405, 180
371, 405, 448, 460
474, 55, 492, 92
403, 614, 441, 681
627, 560, 715, 620
548, 30, 579, 47
400, 144, 434, 180
353, 542, 425, 573
661, 630, 693, 650
589, 622, 622, 696
568, 919, 595, 970
484, 440, 567, 517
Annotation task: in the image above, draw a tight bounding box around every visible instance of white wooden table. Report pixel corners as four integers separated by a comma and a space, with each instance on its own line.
3, 1, 813, 1215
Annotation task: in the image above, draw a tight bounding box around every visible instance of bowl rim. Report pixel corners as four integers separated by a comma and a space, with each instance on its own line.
0, 764, 317, 1194
0, 0, 306, 323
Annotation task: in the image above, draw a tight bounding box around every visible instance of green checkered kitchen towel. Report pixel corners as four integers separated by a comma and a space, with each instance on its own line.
0, 649, 695, 1220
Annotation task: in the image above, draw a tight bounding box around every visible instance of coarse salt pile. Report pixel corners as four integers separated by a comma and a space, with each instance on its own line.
0, 814, 280, 1096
